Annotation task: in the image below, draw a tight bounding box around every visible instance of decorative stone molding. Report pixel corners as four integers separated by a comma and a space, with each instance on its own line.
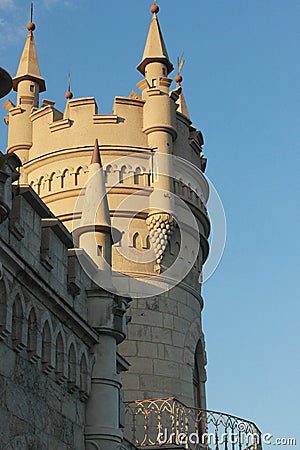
146, 212, 175, 272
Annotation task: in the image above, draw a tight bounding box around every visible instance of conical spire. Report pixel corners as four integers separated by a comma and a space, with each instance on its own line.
137, 3, 173, 76
85, 139, 111, 229
13, 19, 46, 92
91, 138, 102, 165
177, 92, 190, 120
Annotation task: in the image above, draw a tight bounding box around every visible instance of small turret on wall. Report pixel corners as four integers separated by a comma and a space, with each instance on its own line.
4, 20, 45, 165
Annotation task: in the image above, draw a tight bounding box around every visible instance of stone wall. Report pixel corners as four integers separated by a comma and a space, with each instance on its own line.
0, 183, 99, 449
120, 285, 207, 408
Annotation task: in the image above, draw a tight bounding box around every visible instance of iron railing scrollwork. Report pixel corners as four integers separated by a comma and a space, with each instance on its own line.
124, 398, 262, 450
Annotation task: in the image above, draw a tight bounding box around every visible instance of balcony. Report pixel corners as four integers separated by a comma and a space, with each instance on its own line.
124, 398, 262, 450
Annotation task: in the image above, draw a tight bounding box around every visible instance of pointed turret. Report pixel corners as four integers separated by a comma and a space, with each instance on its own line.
174, 59, 191, 120
13, 22, 46, 96
137, 1, 173, 77
5, 13, 46, 163
74, 140, 121, 276
91, 138, 102, 166
176, 91, 190, 120
87, 139, 111, 229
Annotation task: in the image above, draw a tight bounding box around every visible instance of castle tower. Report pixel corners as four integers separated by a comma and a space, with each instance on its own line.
119, 3, 209, 409
5, 2, 210, 409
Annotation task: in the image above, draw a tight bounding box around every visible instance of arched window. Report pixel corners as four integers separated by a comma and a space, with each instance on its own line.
119, 165, 127, 184
132, 232, 142, 249
27, 307, 38, 361
105, 165, 113, 184
55, 332, 66, 383
68, 343, 78, 392
42, 320, 53, 373
134, 167, 142, 185
80, 352, 89, 401
12, 295, 24, 351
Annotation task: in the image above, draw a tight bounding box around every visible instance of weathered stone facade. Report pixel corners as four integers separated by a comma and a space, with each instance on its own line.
0, 157, 130, 449
0, 178, 93, 448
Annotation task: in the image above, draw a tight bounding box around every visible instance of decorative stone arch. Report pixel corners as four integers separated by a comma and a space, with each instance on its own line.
105, 164, 113, 184
25, 303, 39, 362
78, 347, 90, 401
40, 313, 55, 374
53, 325, 67, 384
9, 285, 26, 352
74, 165, 88, 187
183, 319, 203, 367
61, 167, 74, 189
183, 319, 207, 409
132, 232, 142, 250
133, 166, 142, 185
37, 175, 44, 195
119, 165, 128, 184
47, 171, 56, 192
67, 337, 79, 392
105, 163, 119, 185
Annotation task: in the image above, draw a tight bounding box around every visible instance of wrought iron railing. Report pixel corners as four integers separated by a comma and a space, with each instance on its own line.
124, 397, 262, 450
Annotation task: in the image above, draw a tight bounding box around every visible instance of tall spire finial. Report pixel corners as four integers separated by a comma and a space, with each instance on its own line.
65, 72, 73, 100
137, 1, 173, 75
13, 2, 46, 93
27, 2, 36, 33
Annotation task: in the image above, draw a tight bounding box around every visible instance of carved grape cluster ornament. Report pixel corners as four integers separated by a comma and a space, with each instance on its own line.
146, 213, 176, 271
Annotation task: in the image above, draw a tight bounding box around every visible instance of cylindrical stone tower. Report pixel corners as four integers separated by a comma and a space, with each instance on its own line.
119, 4, 209, 409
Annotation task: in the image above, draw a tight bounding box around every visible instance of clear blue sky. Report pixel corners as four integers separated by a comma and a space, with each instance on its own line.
1, 0, 299, 444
